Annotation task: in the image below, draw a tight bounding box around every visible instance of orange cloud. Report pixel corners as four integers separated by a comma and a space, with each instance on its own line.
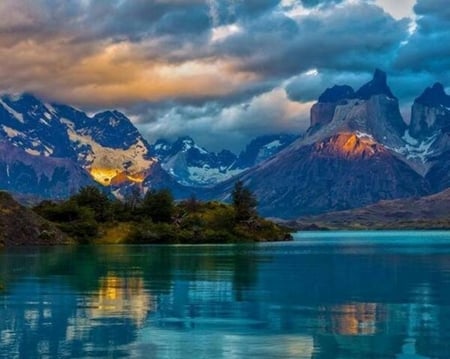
0, 37, 260, 108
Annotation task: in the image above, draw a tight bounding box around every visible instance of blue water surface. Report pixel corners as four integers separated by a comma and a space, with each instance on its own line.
1, 231, 450, 358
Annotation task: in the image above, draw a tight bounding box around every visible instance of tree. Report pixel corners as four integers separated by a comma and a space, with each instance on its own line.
141, 189, 174, 223
71, 186, 111, 222
184, 194, 201, 213
125, 185, 142, 212
231, 180, 257, 221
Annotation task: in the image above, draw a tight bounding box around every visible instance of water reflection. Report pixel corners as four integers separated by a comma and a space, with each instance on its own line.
91, 274, 153, 326
0, 232, 450, 358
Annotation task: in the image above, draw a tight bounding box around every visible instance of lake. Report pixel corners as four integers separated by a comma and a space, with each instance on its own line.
1, 231, 450, 358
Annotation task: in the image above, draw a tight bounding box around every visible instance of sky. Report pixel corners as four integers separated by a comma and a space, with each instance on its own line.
0, 0, 449, 151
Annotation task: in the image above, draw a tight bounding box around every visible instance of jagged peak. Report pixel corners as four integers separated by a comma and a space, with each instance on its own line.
1, 93, 47, 113
318, 85, 355, 103
94, 110, 128, 120
415, 82, 450, 107
176, 135, 195, 144
355, 69, 396, 100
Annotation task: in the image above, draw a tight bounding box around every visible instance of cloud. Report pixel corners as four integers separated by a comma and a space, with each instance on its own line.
217, 1, 409, 77
394, 0, 450, 75
375, 0, 415, 20
137, 87, 311, 151
0, 0, 446, 150
286, 70, 371, 102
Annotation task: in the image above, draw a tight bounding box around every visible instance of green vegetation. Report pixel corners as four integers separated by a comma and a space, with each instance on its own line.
33, 183, 292, 244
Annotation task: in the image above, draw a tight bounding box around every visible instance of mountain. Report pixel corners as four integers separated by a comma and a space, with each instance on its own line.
0, 93, 177, 198
150, 136, 238, 186
210, 69, 442, 218
231, 134, 299, 169
151, 134, 297, 187
408, 83, 450, 192
0, 191, 68, 246
410, 83, 450, 139
0, 141, 93, 199
2, 73, 450, 219
291, 187, 450, 230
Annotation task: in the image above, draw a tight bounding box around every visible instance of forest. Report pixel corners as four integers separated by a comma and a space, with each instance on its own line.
33, 181, 292, 244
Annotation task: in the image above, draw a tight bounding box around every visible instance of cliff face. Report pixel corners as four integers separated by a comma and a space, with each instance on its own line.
210, 70, 432, 218
0, 192, 69, 246
234, 133, 427, 218
410, 83, 450, 139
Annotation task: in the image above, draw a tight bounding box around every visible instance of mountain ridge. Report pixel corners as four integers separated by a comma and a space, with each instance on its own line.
1, 70, 450, 220
209, 69, 450, 218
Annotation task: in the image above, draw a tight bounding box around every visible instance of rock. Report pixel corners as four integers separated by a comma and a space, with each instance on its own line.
355, 69, 396, 100
410, 83, 450, 139
0, 191, 69, 246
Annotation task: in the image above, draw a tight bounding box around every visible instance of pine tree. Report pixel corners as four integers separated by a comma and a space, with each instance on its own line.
231, 180, 257, 221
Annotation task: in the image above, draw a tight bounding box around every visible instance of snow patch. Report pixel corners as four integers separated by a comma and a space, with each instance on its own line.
0, 99, 24, 123
39, 118, 50, 126
2, 125, 21, 138
194, 145, 208, 155
186, 166, 244, 186
109, 118, 121, 127
402, 130, 419, 146
390, 132, 438, 163
154, 143, 167, 151
25, 148, 41, 156
65, 124, 156, 185
355, 131, 375, 141
44, 145, 54, 156
264, 140, 282, 150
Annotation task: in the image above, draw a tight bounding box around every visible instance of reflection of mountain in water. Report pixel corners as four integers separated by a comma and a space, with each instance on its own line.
1, 239, 450, 358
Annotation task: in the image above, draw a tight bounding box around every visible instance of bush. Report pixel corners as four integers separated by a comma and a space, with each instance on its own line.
126, 222, 179, 244
141, 189, 174, 223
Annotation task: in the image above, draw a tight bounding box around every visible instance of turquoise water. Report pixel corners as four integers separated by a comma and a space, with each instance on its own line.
1, 231, 450, 358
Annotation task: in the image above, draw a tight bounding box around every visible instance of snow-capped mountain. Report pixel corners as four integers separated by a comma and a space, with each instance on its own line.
0, 93, 161, 197
210, 70, 450, 218
150, 136, 240, 186
150, 134, 298, 186
2, 73, 450, 218
52, 105, 156, 186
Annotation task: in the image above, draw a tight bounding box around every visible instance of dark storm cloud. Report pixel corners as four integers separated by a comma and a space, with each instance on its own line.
217, 2, 409, 77
285, 71, 372, 103
395, 0, 450, 77
414, 0, 450, 32
1, 0, 444, 150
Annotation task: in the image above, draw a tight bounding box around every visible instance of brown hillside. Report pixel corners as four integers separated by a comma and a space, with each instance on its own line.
0, 192, 69, 246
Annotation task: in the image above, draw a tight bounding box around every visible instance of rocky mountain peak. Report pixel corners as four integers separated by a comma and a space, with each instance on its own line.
311, 85, 355, 131
355, 69, 396, 100
318, 85, 355, 103
415, 82, 450, 107
409, 82, 450, 140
